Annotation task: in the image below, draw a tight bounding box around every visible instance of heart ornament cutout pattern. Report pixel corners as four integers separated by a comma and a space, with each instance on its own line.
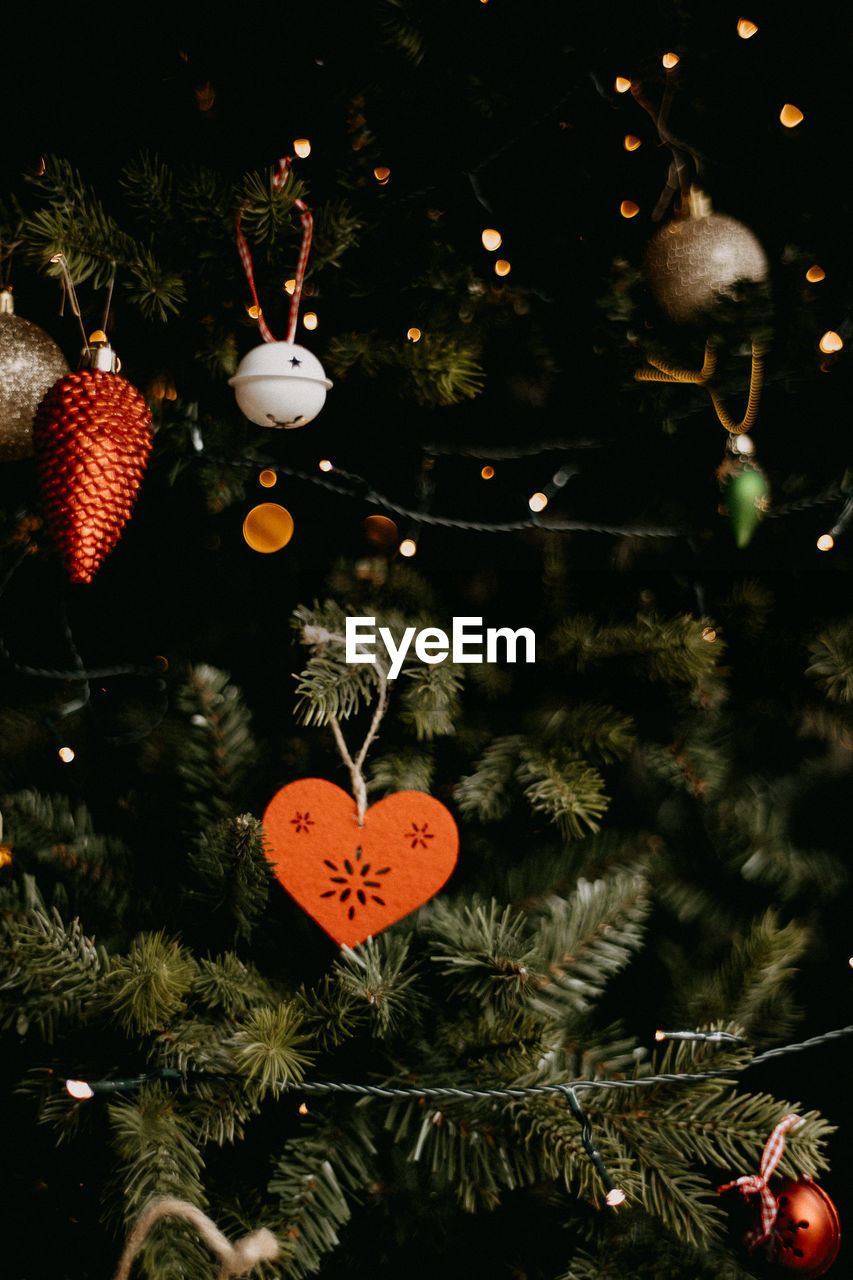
262, 778, 459, 947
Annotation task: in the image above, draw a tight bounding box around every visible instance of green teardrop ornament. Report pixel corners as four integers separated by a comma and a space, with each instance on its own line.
724, 465, 769, 548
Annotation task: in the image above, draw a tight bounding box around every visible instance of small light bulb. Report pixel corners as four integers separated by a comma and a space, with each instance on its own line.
732, 433, 755, 455
623, 134, 642, 151
298, 1101, 309, 1114
702, 627, 717, 642
819, 330, 843, 353
58, 746, 75, 764
817, 533, 834, 551
481, 465, 495, 480
407, 327, 422, 342
662, 52, 680, 69
88, 330, 108, 345
318, 459, 333, 472
620, 200, 640, 218
293, 138, 311, 158
481, 228, 502, 250
284, 279, 296, 295
780, 103, 804, 128
737, 18, 758, 38
528, 492, 548, 513
246, 304, 262, 319
494, 259, 511, 277
805, 265, 826, 283
655, 1030, 666, 1041
374, 166, 391, 184
258, 469, 277, 488
606, 1189, 627, 1207
614, 76, 632, 93
65, 1079, 95, 1099
303, 312, 318, 330
399, 538, 417, 557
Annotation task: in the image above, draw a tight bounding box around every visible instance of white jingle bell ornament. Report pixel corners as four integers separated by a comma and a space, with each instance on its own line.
228, 341, 332, 428
644, 189, 768, 326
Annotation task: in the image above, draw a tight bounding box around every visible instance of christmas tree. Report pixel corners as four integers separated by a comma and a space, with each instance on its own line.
1, 5, 851, 1277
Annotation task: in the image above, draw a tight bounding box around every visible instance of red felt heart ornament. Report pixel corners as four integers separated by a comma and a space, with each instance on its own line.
262, 779, 459, 947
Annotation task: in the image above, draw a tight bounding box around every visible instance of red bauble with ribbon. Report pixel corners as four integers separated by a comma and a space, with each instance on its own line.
764, 1178, 840, 1277
719, 1115, 841, 1278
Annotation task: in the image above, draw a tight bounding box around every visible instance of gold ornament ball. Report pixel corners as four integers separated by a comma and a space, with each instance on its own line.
644, 214, 768, 325
0, 308, 70, 461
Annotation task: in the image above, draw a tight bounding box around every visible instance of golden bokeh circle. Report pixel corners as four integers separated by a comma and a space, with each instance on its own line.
243, 503, 295, 553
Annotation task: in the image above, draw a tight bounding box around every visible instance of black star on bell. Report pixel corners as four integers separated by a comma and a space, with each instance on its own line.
289, 355, 302, 368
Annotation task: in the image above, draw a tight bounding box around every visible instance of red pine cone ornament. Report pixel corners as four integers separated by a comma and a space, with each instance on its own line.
33, 368, 153, 584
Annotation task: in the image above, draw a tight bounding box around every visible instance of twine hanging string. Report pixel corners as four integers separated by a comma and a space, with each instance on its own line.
300, 625, 389, 825
635, 339, 766, 435
717, 1113, 804, 1248
112, 1197, 278, 1280
235, 156, 313, 345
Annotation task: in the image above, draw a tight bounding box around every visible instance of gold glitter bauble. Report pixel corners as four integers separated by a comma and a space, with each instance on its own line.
644, 214, 768, 325
0, 308, 70, 461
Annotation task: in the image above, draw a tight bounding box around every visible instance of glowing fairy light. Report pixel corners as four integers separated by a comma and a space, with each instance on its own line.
623, 134, 642, 151
494, 259, 511, 277
806, 265, 825, 283
481, 228, 502, 250
528, 492, 548, 513
373, 166, 391, 184
407, 327, 422, 342
817, 534, 834, 551
58, 746, 75, 764
481, 465, 495, 480
246, 304, 262, 319
614, 76, 631, 93
258, 469, 277, 488
662, 52, 680, 69
303, 312, 318, 331
318, 459, 333, 472
780, 103, 804, 128
293, 138, 311, 158
65, 1080, 95, 1099
702, 627, 717, 642
298, 1101, 309, 1114
606, 1189, 627, 1207
819, 331, 843, 353
399, 538, 417, 557
284, 279, 296, 295
737, 18, 758, 38
620, 200, 640, 218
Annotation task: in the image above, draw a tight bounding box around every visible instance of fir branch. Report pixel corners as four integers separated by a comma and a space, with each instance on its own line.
368, 745, 435, 795
545, 702, 637, 765
454, 735, 525, 823
189, 814, 273, 942
530, 871, 649, 1021
108, 1085, 211, 1280
124, 245, 187, 321
102, 931, 199, 1036
333, 933, 423, 1036
397, 659, 463, 739
237, 168, 308, 245
517, 747, 610, 840
177, 666, 256, 823
269, 1112, 378, 1279
119, 152, 175, 225
0, 892, 106, 1041
806, 621, 853, 702
228, 1002, 313, 1090
683, 909, 809, 1044
427, 898, 540, 1009
191, 952, 278, 1019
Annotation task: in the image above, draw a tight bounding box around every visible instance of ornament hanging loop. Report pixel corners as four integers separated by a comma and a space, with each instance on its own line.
635, 338, 766, 435
235, 155, 313, 345
112, 1197, 279, 1280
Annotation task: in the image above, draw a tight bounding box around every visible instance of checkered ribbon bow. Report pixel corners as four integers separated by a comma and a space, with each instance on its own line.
235, 155, 313, 344
718, 1113, 804, 1247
